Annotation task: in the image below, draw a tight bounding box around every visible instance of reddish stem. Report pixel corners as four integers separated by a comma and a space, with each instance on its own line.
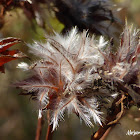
91, 95, 123, 140
35, 111, 44, 140
46, 124, 54, 140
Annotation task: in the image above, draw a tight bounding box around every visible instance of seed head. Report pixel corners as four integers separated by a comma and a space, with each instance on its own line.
16, 25, 140, 130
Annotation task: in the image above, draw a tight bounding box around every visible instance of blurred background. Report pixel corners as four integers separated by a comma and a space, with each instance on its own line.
0, 0, 140, 140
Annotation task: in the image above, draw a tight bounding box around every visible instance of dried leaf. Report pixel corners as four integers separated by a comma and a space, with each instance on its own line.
0, 37, 21, 53
0, 37, 26, 73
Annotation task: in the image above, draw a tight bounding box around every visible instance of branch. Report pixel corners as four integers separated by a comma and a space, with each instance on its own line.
35, 109, 44, 140
45, 124, 54, 140
45, 111, 54, 140
91, 94, 126, 140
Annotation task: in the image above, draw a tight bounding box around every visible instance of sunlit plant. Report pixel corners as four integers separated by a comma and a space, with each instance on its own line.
16, 24, 140, 139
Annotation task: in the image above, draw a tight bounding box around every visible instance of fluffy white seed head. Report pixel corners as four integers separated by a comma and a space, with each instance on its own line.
16, 25, 140, 131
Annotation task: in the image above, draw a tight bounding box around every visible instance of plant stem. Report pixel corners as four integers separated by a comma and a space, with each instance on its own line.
46, 124, 54, 140
35, 109, 43, 140
91, 95, 125, 140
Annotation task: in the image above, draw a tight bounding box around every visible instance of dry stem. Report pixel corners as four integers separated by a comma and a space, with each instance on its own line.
46, 124, 53, 140
91, 94, 126, 140
35, 110, 44, 140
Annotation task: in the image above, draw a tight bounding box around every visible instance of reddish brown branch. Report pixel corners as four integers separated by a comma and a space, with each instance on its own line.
35, 111, 44, 140
46, 124, 54, 140
91, 95, 125, 140
100, 127, 112, 140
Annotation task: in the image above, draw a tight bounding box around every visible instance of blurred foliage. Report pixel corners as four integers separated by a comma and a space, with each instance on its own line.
0, 0, 140, 140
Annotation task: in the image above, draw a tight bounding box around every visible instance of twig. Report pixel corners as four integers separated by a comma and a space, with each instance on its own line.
91, 94, 125, 140
100, 127, 112, 140
46, 124, 53, 140
35, 109, 43, 140
45, 111, 54, 140
107, 94, 125, 125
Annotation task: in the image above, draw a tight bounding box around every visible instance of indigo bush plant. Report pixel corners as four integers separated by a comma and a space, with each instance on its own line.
0, 0, 140, 140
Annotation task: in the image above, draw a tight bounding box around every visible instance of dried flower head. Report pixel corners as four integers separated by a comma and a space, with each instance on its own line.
16, 24, 140, 131
51, 0, 121, 37
102, 24, 140, 105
